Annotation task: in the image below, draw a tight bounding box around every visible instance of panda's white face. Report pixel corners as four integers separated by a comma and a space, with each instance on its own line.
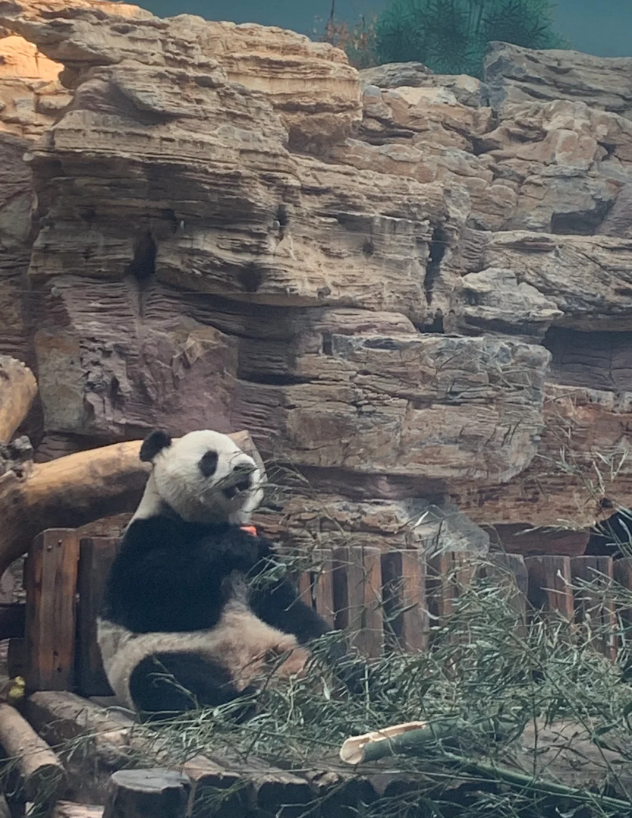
135, 429, 264, 525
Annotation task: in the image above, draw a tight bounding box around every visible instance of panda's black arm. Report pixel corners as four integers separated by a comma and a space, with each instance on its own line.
250, 576, 331, 644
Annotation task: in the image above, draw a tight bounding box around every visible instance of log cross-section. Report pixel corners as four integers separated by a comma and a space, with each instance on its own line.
103, 770, 191, 818
25, 529, 80, 692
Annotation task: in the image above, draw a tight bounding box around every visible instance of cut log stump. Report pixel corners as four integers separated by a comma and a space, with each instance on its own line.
103, 770, 191, 818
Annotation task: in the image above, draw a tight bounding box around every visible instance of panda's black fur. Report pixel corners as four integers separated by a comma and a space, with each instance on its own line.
98, 429, 358, 721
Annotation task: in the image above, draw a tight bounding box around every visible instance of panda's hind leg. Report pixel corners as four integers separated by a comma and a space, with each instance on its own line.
128, 652, 256, 723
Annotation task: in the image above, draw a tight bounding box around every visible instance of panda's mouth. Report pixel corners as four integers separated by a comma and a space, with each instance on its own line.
222, 480, 251, 500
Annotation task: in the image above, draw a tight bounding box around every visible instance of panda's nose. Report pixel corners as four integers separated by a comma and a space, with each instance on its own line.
232, 463, 253, 489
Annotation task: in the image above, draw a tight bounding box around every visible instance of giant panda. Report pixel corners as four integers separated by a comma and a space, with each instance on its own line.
97, 428, 360, 720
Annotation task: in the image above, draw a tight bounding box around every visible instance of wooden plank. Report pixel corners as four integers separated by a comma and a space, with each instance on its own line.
571, 556, 617, 659
313, 548, 335, 628
76, 537, 118, 697
298, 570, 312, 609
381, 550, 427, 652
426, 552, 477, 635
481, 553, 528, 636
335, 546, 383, 658
525, 556, 574, 619
613, 558, 632, 642
24, 529, 80, 691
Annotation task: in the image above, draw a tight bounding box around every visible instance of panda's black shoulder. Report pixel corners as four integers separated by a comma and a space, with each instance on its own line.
118, 514, 276, 562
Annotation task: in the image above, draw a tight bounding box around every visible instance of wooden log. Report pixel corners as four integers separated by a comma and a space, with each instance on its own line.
76, 538, 118, 697
0, 702, 66, 802
0, 603, 25, 640
381, 549, 427, 652
183, 755, 249, 818
24, 529, 80, 692
220, 754, 313, 818
303, 767, 377, 818
334, 546, 383, 658
54, 803, 103, 818
0, 356, 37, 444
103, 770, 191, 818
0, 431, 261, 577
24, 691, 134, 768
525, 556, 574, 619
570, 556, 617, 658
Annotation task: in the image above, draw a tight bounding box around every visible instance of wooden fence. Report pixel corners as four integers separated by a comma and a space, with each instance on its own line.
2, 531, 632, 698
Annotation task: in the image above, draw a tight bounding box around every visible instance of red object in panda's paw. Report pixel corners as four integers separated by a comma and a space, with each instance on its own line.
240, 525, 258, 536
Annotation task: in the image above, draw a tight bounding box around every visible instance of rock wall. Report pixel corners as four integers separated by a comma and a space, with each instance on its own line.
1, 0, 632, 555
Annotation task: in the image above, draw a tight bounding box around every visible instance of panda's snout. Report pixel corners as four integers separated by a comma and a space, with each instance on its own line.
221, 462, 254, 500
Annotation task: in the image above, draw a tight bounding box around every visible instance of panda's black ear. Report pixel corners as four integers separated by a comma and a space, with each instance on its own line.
140, 430, 172, 463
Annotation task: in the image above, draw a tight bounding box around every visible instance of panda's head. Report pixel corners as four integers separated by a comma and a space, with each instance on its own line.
135, 429, 265, 525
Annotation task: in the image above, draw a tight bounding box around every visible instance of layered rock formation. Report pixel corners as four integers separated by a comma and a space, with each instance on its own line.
1, 0, 631, 555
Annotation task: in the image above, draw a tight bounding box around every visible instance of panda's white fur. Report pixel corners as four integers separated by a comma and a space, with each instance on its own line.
97, 429, 332, 719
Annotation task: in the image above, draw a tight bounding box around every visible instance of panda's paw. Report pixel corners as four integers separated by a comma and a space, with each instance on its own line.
338, 659, 369, 696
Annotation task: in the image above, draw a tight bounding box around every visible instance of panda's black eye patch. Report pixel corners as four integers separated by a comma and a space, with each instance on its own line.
199, 450, 218, 478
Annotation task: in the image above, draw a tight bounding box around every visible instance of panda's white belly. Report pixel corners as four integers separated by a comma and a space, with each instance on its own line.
97, 601, 309, 709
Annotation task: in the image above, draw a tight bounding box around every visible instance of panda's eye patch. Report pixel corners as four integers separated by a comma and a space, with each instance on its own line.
199, 450, 218, 478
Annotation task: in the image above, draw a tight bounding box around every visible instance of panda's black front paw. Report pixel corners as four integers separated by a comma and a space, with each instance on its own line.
338, 658, 369, 696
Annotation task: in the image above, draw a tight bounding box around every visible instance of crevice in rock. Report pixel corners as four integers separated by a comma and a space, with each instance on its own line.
241, 373, 311, 386
550, 200, 614, 236
544, 326, 632, 392
416, 313, 445, 334
276, 204, 289, 240
238, 262, 265, 293
125, 231, 156, 283
424, 226, 448, 306
125, 231, 157, 320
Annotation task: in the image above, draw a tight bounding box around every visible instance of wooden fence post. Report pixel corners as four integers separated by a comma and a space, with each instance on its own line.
76, 537, 119, 697
426, 552, 477, 638
381, 549, 428, 652
571, 556, 617, 659
24, 529, 80, 691
334, 546, 383, 658
524, 556, 574, 619
297, 548, 335, 629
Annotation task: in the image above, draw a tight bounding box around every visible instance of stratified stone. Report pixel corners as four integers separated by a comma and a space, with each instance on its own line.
234, 333, 550, 488
485, 42, 632, 119
445, 267, 562, 342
